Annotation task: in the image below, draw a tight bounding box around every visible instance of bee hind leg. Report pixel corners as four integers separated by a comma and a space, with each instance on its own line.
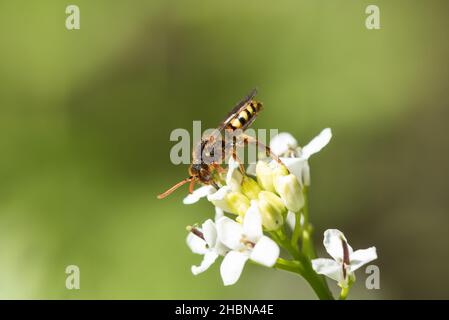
230, 149, 246, 174
241, 134, 289, 172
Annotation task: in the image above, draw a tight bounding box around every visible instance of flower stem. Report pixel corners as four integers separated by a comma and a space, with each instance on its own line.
270, 185, 334, 300
275, 258, 334, 300
339, 286, 350, 300
301, 186, 316, 259
275, 258, 304, 275
291, 211, 303, 250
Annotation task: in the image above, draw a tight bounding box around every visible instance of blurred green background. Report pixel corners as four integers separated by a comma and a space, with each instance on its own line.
0, 0, 448, 299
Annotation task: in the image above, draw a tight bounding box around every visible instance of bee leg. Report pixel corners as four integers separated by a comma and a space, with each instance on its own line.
231, 150, 246, 174
241, 134, 289, 171
212, 162, 226, 174
189, 178, 196, 193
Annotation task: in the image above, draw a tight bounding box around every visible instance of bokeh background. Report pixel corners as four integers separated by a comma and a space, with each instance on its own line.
0, 0, 448, 299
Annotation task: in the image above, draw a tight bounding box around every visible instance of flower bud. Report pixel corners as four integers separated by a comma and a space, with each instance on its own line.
273, 163, 289, 177
257, 191, 287, 231
256, 161, 275, 192
241, 176, 262, 200
274, 174, 304, 212
226, 191, 250, 217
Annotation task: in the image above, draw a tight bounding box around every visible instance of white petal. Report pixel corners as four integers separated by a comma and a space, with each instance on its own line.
220, 251, 249, 286
214, 207, 224, 221
302, 162, 311, 186
301, 128, 332, 159
350, 247, 377, 272
246, 163, 256, 176
216, 217, 243, 250
186, 232, 208, 255
214, 240, 230, 256
202, 219, 217, 248
323, 229, 353, 262
191, 251, 219, 275
226, 157, 243, 192
270, 132, 298, 156
207, 186, 232, 213
311, 258, 343, 283
250, 236, 280, 267
207, 186, 230, 201
183, 185, 216, 204
243, 201, 263, 242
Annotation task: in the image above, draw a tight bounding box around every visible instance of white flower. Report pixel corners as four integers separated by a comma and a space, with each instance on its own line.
206, 185, 234, 213
269, 128, 332, 186
216, 201, 280, 286
311, 229, 377, 288
269, 132, 299, 156
183, 185, 216, 204
186, 208, 229, 275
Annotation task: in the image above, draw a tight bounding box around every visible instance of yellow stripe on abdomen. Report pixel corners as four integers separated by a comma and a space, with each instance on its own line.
231, 118, 242, 129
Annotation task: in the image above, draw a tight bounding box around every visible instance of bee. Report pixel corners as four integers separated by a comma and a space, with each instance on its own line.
157, 88, 284, 199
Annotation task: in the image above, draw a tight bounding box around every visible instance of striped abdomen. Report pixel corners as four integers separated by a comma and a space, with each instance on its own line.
227, 100, 262, 130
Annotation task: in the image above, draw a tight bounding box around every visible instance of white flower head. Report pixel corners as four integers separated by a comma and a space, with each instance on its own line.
311, 229, 377, 288
183, 185, 216, 205
186, 212, 229, 275
216, 201, 280, 286
269, 128, 332, 186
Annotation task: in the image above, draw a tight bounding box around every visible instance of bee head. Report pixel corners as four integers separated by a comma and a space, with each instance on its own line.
188, 163, 211, 182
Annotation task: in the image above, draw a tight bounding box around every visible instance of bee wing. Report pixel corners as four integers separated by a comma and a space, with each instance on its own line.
217, 88, 258, 132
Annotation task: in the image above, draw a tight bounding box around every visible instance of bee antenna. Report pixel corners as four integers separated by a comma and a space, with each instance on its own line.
157, 177, 193, 199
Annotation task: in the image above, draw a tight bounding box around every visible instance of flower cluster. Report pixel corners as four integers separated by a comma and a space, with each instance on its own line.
183, 128, 377, 299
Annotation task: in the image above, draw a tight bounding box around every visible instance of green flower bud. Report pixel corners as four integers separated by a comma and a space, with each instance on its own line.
257, 191, 287, 231
226, 191, 250, 217
256, 161, 276, 192
241, 176, 262, 200
274, 174, 305, 212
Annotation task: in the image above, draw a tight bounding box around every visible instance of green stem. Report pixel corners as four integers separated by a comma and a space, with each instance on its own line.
271, 229, 334, 300
291, 211, 303, 250
339, 286, 350, 300
275, 258, 304, 275
270, 186, 334, 300
275, 258, 334, 300
301, 186, 316, 259
272, 228, 302, 261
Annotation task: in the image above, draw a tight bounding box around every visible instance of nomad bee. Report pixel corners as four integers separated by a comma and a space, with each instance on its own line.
157, 89, 284, 199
